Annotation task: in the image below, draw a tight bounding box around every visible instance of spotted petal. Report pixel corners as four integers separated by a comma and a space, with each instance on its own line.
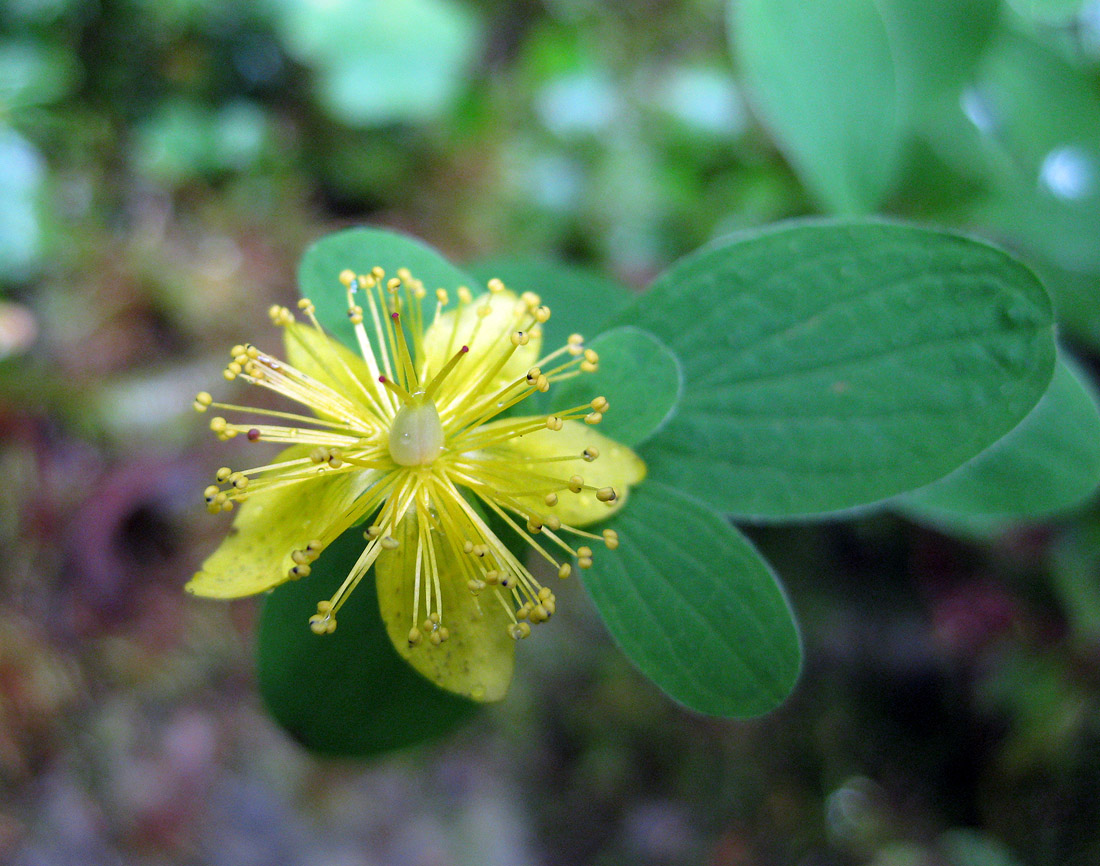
187, 446, 381, 599
422, 290, 541, 394
478, 418, 646, 527
375, 506, 516, 702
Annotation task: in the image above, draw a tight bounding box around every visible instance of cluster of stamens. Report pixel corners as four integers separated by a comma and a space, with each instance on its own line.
195, 264, 625, 646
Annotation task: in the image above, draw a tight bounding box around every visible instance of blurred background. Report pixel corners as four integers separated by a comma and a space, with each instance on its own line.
3, 0, 1100, 863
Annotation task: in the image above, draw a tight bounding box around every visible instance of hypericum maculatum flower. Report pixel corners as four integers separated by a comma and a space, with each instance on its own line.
188, 266, 644, 701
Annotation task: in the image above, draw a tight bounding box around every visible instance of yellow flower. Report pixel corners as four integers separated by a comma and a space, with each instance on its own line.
188, 266, 645, 701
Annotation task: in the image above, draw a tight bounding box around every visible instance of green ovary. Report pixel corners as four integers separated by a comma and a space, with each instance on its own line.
388, 399, 445, 466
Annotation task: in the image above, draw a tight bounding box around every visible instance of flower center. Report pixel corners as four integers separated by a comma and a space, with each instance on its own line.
388, 397, 445, 466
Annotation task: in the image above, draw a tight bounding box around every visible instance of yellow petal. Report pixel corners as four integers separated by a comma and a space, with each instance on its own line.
375, 506, 515, 702
282, 322, 376, 416
479, 419, 646, 527
422, 290, 540, 395
187, 447, 381, 599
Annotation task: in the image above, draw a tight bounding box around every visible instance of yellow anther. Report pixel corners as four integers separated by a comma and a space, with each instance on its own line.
291, 549, 309, 565
381, 536, 399, 550
545, 416, 564, 431
193, 392, 212, 412
215, 467, 232, 482
534, 305, 551, 323
591, 396, 609, 412
510, 330, 530, 347
585, 412, 603, 425
477, 304, 492, 319
545, 515, 561, 532
472, 544, 488, 557
339, 269, 356, 286
526, 367, 542, 385
210, 416, 227, 433
568, 475, 584, 493
577, 546, 592, 558
467, 578, 485, 594
487, 277, 505, 293
309, 605, 336, 634
499, 574, 514, 588
289, 564, 311, 579
536, 375, 549, 392
582, 447, 600, 462
545, 492, 559, 507
385, 277, 400, 292
458, 286, 473, 304
408, 627, 422, 646
558, 563, 572, 579
509, 622, 532, 640
596, 486, 617, 503
371, 266, 385, 279
463, 539, 474, 553
366, 524, 382, 538
203, 485, 219, 501
526, 518, 543, 534
397, 267, 412, 282
520, 291, 541, 309
436, 288, 449, 304
484, 569, 500, 585
581, 360, 599, 373
603, 529, 619, 549
297, 298, 314, 312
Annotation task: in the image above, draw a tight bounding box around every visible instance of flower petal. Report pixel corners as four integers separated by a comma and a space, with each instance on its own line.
375, 506, 516, 702
479, 419, 646, 526
187, 446, 381, 599
422, 290, 541, 395
282, 322, 377, 415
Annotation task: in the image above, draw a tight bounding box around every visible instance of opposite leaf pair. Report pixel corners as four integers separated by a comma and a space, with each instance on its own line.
190, 221, 1067, 756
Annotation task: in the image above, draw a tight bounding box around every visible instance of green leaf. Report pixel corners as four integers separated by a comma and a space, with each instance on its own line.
898, 356, 1100, 524
613, 221, 1056, 519
551, 326, 682, 447
876, 0, 998, 123
732, 0, 902, 214
581, 481, 801, 717
465, 257, 635, 350
257, 524, 478, 757
298, 227, 481, 351
275, 0, 479, 126
972, 33, 1100, 275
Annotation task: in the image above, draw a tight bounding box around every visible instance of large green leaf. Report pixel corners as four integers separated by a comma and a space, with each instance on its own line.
876, 0, 998, 124
581, 481, 801, 717
612, 221, 1056, 519
257, 524, 478, 757
298, 227, 481, 353
898, 356, 1100, 524
466, 257, 635, 350
732, 0, 902, 214
551, 326, 682, 447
